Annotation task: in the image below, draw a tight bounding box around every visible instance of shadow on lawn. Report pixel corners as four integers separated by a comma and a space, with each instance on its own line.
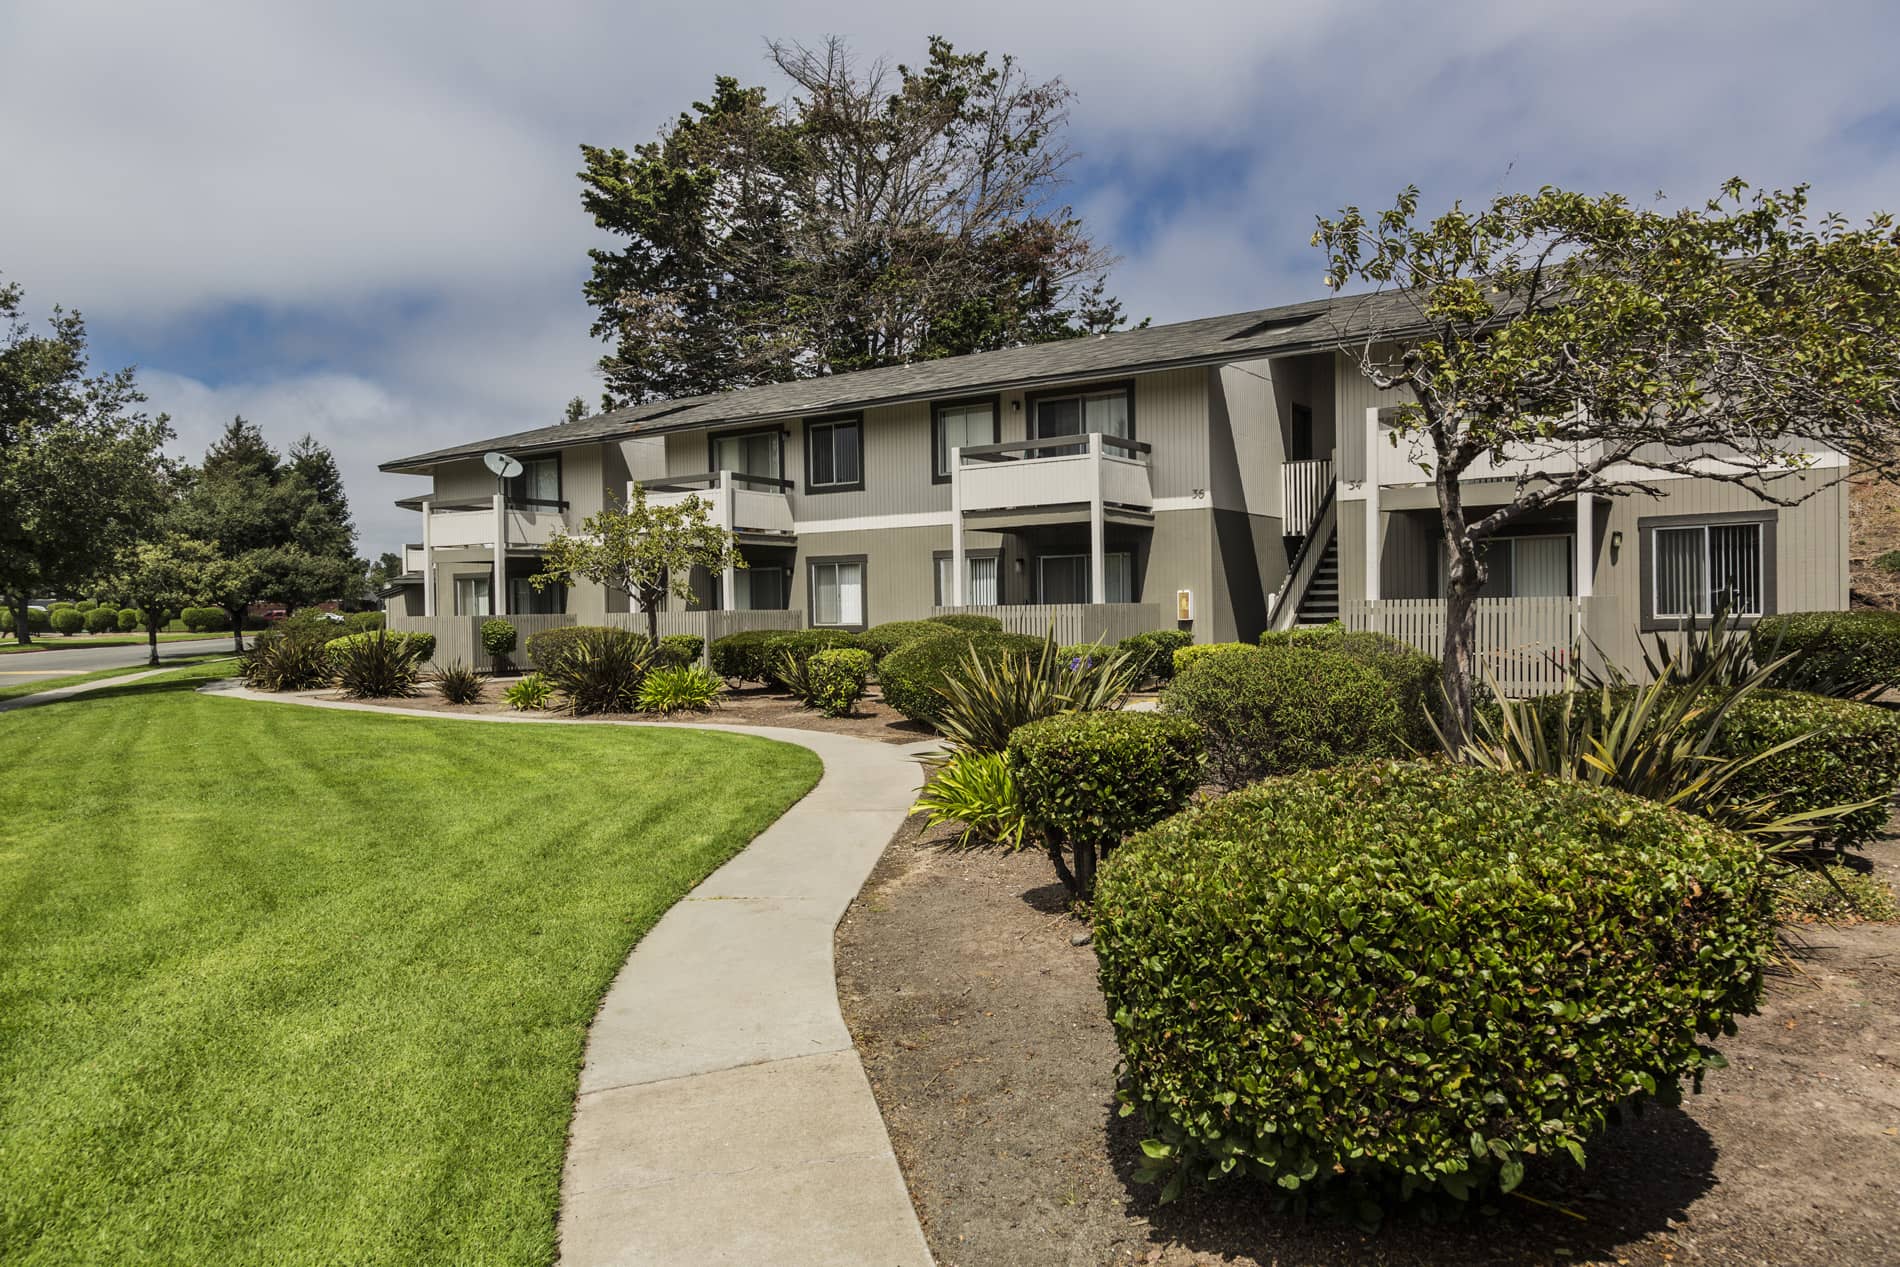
1102, 1094, 1718, 1265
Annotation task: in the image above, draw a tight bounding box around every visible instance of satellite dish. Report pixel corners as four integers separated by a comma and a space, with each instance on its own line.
484, 451, 524, 479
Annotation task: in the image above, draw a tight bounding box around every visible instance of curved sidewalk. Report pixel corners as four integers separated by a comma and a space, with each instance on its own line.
202, 683, 936, 1267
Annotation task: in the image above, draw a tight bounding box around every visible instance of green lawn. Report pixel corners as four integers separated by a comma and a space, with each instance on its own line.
0, 670, 822, 1266
0, 656, 233, 702
1, 632, 227, 654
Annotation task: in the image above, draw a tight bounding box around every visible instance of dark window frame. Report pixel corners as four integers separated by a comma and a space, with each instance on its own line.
930, 547, 1004, 606
1637, 509, 1777, 631
506, 453, 565, 509
803, 414, 865, 494
1023, 379, 1138, 453
705, 426, 789, 488
1032, 549, 1136, 604
806, 554, 870, 630
930, 394, 1002, 484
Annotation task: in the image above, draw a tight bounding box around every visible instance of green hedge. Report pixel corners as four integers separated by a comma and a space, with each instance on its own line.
1170, 641, 1253, 676
180, 606, 230, 632
1751, 609, 1900, 692
84, 607, 117, 633
1117, 630, 1194, 683
344, 611, 386, 634
1008, 711, 1204, 895
524, 624, 588, 671
49, 608, 86, 635
877, 632, 1043, 727
1163, 644, 1408, 788
325, 630, 436, 663
708, 628, 867, 684
115, 608, 139, 633
1705, 690, 1900, 851
657, 633, 704, 667
480, 618, 517, 658
928, 613, 1004, 633
858, 620, 959, 661
1262, 626, 1442, 751
1094, 761, 1773, 1205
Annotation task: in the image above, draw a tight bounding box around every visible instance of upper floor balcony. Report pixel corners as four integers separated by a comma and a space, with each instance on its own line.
633, 470, 795, 539
423, 496, 569, 549
952, 432, 1153, 522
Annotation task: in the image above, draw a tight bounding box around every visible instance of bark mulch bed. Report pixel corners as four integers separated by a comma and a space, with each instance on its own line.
836, 815, 1900, 1267
309, 682, 933, 744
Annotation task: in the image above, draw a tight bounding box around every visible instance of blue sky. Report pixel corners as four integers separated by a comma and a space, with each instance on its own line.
4, 0, 1898, 556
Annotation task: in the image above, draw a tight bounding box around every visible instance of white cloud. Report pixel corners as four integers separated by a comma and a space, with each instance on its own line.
5, 0, 1899, 555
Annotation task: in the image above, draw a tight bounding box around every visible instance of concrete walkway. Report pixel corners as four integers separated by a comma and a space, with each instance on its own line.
200, 682, 937, 1267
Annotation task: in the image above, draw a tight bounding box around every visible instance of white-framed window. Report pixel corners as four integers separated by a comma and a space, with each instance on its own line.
1652, 521, 1765, 618
711, 429, 781, 482
933, 399, 999, 481
809, 559, 865, 627
805, 417, 862, 490
1037, 552, 1133, 604
1032, 385, 1132, 455
934, 554, 1000, 606
454, 575, 491, 617
1476, 534, 1574, 599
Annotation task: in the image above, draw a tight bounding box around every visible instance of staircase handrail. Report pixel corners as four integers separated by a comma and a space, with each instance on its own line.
1268, 483, 1338, 630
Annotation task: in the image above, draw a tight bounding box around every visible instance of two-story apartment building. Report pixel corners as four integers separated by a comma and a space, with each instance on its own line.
380, 290, 1849, 673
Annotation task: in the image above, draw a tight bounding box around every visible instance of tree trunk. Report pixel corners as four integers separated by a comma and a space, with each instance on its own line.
1044, 835, 1077, 896
146, 622, 161, 667
643, 597, 660, 651
9, 596, 30, 646
1436, 466, 1482, 751
1072, 839, 1100, 901
228, 605, 246, 654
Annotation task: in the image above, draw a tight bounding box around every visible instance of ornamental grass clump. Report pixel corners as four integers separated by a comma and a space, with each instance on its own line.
935, 632, 1141, 754
542, 627, 650, 715
330, 630, 423, 699
240, 632, 335, 691
876, 631, 1041, 727
1093, 761, 1774, 1211
912, 751, 1027, 849
636, 664, 725, 714
431, 661, 486, 705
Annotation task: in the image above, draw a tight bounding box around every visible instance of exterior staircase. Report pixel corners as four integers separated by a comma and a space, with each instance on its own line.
1293, 535, 1340, 626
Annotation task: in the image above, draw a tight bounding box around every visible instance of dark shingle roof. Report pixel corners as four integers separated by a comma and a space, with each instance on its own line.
381, 288, 1419, 472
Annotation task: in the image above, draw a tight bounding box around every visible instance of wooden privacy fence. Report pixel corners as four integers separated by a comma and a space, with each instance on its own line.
931, 603, 1173, 646
391, 608, 804, 669
1339, 597, 1600, 696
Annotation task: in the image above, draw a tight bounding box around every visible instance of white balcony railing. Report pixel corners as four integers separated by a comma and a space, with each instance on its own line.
955, 433, 1153, 516
424, 501, 566, 548
1280, 456, 1334, 536
636, 471, 794, 537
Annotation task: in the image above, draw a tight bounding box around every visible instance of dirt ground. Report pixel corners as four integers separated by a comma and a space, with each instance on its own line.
311, 681, 934, 744
1849, 469, 1900, 609
835, 815, 1900, 1267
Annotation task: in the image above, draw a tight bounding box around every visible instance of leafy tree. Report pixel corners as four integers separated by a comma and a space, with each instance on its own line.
581, 36, 1124, 404
365, 550, 405, 593
1313, 180, 1900, 743
109, 537, 220, 666
531, 486, 743, 648
0, 277, 173, 643
562, 396, 588, 425
169, 419, 361, 645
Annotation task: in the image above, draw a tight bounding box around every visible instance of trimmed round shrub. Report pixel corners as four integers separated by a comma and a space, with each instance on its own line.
180, 606, 230, 632
344, 610, 386, 634
1752, 609, 1900, 692
806, 647, 873, 717
83, 606, 117, 633
709, 629, 782, 682
759, 629, 870, 689
1163, 645, 1408, 788
1264, 626, 1442, 751
878, 632, 1043, 727
1706, 689, 1900, 851
1117, 629, 1194, 684
74, 600, 97, 613
656, 633, 704, 667
0, 608, 9, 632
1094, 761, 1774, 1206
325, 630, 436, 663
859, 619, 959, 661
1008, 711, 1204, 896
480, 618, 517, 668
49, 608, 86, 635
524, 623, 588, 671
928, 613, 1004, 633
116, 608, 140, 632
26, 606, 51, 630
48, 601, 75, 612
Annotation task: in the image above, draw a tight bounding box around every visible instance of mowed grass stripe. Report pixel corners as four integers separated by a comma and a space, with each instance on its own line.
0, 677, 820, 1266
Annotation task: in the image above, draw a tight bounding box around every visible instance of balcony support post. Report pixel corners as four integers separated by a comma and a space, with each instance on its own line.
492, 492, 508, 616
718, 470, 737, 612
1363, 407, 1382, 602
1089, 432, 1107, 604
421, 496, 435, 617
950, 447, 966, 606
1575, 491, 1594, 600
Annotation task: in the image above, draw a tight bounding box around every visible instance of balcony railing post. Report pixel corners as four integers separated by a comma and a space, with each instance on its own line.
718, 470, 737, 612
1088, 432, 1107, 604
1364, 407, 1382, 602
492, 492, 508, 616
950, 446, 966, 606
421, 495, 435, 617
